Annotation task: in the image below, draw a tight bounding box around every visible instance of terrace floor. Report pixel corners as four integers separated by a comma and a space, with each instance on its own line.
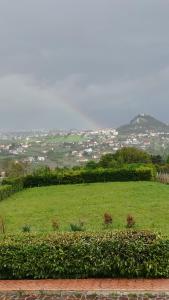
0, 279, 169, 292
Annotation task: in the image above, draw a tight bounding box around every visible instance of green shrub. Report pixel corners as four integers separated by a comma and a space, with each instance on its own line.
21, 224, 31, 233
2, 177, 24, 191
21, 167, 154, 188
0, 185, 19, 201
0, 231, 168, 279
69, 220, 85, 232
0, 177, 24, 201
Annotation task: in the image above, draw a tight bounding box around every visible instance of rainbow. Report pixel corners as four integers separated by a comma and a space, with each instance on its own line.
61, 99, 100, 129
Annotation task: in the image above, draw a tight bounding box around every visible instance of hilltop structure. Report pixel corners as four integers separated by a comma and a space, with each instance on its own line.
117, 114, 169, 134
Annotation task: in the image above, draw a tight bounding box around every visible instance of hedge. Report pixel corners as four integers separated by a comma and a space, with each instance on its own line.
8, 167, 154, 188
2, 177, 24, 189
0, 231, 168, 279
0, 181, 23, 201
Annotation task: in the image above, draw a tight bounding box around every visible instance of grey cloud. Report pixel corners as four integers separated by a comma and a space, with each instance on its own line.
0, 0, 169, 129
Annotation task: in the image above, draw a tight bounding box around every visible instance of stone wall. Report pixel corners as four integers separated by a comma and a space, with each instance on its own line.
0, 291, 169, 300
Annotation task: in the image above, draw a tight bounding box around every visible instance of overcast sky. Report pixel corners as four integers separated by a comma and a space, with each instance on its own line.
0, 0, 169, 130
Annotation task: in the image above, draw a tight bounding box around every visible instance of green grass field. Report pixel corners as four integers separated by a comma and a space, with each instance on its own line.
0, 181, 169, 234
45, 134, 87, 143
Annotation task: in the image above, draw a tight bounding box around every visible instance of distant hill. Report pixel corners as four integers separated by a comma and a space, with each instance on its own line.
117, 114, 169, 134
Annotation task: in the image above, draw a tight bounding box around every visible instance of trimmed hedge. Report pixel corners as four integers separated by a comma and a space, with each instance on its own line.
2, 177, 24, 189
0, 185, 13, 201
0, 231, 168, 279
0, 180, 23, 201
9, 167, 154, 188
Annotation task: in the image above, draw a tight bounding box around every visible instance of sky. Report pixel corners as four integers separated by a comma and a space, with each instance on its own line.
0, 0, 169, 130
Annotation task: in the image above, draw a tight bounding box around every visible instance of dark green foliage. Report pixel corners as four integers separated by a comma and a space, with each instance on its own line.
2, 177, 24, 190
0, 185, 13, 201
99, 154, 119, 168
0, 231, 168, 279
98, 147, 151, 169
19, 167, 154, 188
32, 166, 51, 176
85, 160, 98, 169
21, 224, 31, 233
69, 221, 85, 232
113, 147, 151, 164
166, 155, 169, 164
0, 177, 24, 201
151, 155, 164, 164
0, 183, 22, 201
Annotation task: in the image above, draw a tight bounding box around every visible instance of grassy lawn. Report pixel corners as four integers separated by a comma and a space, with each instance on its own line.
0, 181, 169, 234
45, 134, 87, 143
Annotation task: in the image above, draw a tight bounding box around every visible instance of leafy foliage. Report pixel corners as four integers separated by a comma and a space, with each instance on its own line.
3, 160, 28, 178
69, 220, 85, 231
113, 147, 151, 164
0, 182, 23, 201
0, 231, 168, 279
21, 224, 31, 233
4, 166, 154, 189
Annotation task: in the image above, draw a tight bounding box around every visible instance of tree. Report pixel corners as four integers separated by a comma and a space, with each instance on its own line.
99, 154, 115, 168
99, 153, 120, 168
113, 147, 151, 164
85, 160, 98, 169
33, 165, 51, 176
5, 160, 28, 178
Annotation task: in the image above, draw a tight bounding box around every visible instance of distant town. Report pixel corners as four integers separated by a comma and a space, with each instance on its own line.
1, 114, 169, 169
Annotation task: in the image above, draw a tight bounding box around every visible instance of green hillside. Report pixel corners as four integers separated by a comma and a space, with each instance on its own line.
0, 181, 169, 234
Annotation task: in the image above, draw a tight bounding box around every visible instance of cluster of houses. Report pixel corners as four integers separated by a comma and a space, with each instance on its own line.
0, 128, 169, 167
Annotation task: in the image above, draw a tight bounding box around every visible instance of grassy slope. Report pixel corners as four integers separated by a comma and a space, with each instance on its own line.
0, 181, 168, 234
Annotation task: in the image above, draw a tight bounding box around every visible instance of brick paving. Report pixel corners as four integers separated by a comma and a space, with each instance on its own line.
0, 280, 169, 300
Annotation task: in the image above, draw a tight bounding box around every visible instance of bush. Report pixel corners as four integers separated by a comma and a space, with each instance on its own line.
21, 166, 154, 188
0, 177, 24, 201
21, 224, 31, 233
104, 212, 113, 225
126, 214, 135, 228
51, 219, 60, 231
0, 231, 168, 279
0, 184, 21, 202
0, 216, 5, 234
2, 177, 24, 191
69, 220, 85, 232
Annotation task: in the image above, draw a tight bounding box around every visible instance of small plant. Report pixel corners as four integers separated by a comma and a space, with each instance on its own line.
126, 214, 135, 228
104, 212, 113, 225
51, 218, 59, 231
69, 220, 85, 232
21, 224, 31, 233
0, 216, 5, 234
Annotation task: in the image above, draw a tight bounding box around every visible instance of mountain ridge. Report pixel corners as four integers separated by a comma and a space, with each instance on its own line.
117, 114, 169, 134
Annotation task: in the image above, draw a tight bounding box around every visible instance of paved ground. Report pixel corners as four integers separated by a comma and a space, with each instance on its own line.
0, 279, 169, 292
